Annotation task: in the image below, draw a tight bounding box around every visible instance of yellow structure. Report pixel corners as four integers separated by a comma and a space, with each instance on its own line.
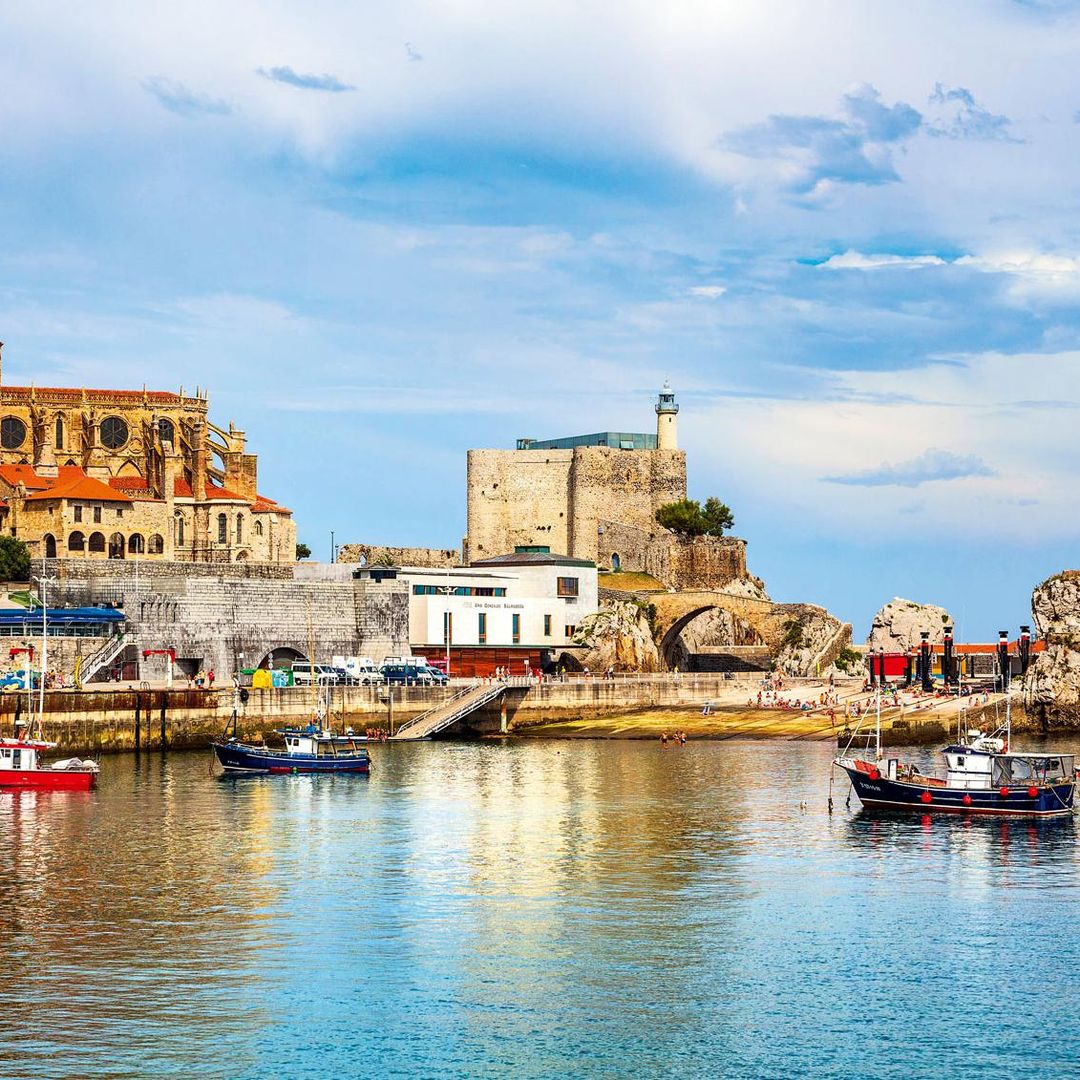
0, 373, 295, 563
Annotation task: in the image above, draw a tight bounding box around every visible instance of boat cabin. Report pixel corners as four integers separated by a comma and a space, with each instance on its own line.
0, 738, 48, 772
942, 748, 1075, 791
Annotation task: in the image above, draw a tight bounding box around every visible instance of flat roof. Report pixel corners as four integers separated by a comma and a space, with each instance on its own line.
516, 431, 657, 451
470, 552, 596, 568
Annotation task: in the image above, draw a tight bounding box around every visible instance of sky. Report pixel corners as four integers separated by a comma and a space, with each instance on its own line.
2, 0, 1080, 641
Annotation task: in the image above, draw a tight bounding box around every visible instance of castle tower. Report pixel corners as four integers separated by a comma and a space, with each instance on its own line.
655, 382, 679, 450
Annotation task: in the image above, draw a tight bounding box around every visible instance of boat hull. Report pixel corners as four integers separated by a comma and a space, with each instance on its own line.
839, 764, 1075, 818
212, 741, 370, 775
0, 768, 97, 792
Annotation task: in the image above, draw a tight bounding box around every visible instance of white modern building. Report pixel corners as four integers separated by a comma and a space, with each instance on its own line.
358, 548, 598, 676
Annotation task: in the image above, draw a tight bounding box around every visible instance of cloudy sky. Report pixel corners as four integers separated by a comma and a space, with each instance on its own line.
2, 0, 1079, 639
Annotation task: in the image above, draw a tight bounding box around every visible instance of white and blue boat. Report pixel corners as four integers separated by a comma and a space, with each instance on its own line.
834, 692, 1075, 818
213, 723, 370, 775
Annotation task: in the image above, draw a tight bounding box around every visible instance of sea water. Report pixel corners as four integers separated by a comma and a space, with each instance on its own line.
2, 737, 1079, 1079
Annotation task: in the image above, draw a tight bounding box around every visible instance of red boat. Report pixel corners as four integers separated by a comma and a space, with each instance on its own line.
0, 736, 99, 791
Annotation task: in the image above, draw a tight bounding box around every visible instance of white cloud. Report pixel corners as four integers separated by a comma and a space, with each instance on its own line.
688, 285, 727, 298
818, 251, 947, 270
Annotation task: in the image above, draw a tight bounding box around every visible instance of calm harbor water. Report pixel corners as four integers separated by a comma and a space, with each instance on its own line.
3, 737, 1080, 1079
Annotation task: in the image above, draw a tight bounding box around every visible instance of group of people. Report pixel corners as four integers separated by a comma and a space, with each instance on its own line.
660, 730, 688, 746
186, 669, 216, 690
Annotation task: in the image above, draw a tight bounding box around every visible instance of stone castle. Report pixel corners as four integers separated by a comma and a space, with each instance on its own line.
342, 384, 751, 592
0, 364, 295, 564
463, 385, 749, 591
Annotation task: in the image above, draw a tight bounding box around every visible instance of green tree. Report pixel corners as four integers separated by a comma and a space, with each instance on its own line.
295, 542, 312, 560
655, 498, 735, 537
655, 499, 706, 534
701, 497, 734, 536
0, 536, 31, 582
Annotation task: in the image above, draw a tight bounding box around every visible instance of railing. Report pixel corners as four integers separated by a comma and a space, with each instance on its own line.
78, 631, 130, 685
392, 682, 506, 740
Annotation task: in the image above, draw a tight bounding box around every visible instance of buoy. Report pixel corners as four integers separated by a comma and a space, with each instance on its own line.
920, 791, 932, 804
1028, 786, 1039, 798
962, 794, 972, 806
999, 786, 1009, 797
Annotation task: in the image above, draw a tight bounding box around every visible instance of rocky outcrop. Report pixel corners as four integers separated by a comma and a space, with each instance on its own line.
1023, 571, 1080, 728
867, 597, 953, 652
773, 606, 852, 678
568, 599, 662, 673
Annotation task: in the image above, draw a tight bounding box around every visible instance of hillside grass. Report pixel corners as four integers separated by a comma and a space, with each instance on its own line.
599, 571, 668, 593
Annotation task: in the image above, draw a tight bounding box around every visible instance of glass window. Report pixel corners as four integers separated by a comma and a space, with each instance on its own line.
1, 416, 26, 449
55, 416, 64, 450
74, 506, 82, 523
218, 514, 227, 544
443, 611, 453, 645
565, 625, 576, 638
158, 418, 175, 445
557, 577, 579, 598
99, 416, 128, 450
512, 614, 520, 644
236, 514, 243, 543
93, 506, 102, 524
478, 613, 487, 645
544, 615, 552, 637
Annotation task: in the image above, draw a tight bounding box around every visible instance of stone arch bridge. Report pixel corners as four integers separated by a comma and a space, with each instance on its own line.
643, 590, 851, 674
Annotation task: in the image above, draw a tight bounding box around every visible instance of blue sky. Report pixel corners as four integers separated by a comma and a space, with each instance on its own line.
2, 0, 1080, 641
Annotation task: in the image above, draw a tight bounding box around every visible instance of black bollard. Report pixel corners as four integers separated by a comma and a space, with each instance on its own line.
920, 632, 933, 693
997, 631, 1011, 691
1019, 625, 1031, 675
942, 626, 954, 688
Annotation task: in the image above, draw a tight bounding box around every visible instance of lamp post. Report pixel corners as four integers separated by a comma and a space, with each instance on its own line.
438, 584, 453, 678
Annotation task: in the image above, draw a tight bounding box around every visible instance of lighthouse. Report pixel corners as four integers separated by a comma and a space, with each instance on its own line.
655, 381, 679, 450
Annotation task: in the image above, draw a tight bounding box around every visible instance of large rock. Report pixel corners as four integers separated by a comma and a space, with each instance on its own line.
867, 597, 953, 652
568, 599, 661, 673
1023, 571, 1080, 728
774, 606, 852, 678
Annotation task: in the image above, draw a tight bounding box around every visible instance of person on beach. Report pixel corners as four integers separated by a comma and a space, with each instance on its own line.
702, 701, 712, 716
208, 669, 215, 688
660, 732, 668, 745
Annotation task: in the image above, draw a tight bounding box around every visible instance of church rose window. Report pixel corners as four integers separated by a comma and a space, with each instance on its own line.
1, 416, 26, 449
100, 416, 129, 449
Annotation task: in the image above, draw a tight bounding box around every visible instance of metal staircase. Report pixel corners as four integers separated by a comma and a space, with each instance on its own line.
392, 682, 507, 741
79, 631, 130, 686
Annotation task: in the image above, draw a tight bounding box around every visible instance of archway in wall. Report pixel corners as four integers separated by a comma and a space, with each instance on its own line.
43, 534, 57, 559
658, 605, 766, 670
128, 533, 145, 555
611, 552, 621, 572
88, 532, 106, 555
258, 646, 307, 670
108, 533, 126, 560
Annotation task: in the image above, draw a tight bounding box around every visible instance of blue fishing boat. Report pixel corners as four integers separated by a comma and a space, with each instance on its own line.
212, 724, 370, 775
834, 692, 1075, 818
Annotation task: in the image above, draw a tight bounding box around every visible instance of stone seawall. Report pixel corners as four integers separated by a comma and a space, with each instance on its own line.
13, 676, 773, 752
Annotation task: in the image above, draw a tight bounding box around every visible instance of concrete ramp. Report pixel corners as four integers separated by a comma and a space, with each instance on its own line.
392, 682, 506, 741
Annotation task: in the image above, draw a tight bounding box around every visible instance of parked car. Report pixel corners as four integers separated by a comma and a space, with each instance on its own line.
290, 662, 341, 686
380, 663, 449, 686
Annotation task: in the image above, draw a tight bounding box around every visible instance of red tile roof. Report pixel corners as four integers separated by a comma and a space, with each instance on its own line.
251, 494, 291, 513
1, 385, 192, 404
173, 477, 193, 498
0, 464, 51, 491
25, 466, 131, 503
108, 476, 150, 492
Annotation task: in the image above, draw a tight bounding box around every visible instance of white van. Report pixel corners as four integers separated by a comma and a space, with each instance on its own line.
291, 662, 340, 686
331, 656, 385, 685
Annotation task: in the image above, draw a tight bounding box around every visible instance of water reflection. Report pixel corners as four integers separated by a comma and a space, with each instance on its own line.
1, 739, 1079, 1078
